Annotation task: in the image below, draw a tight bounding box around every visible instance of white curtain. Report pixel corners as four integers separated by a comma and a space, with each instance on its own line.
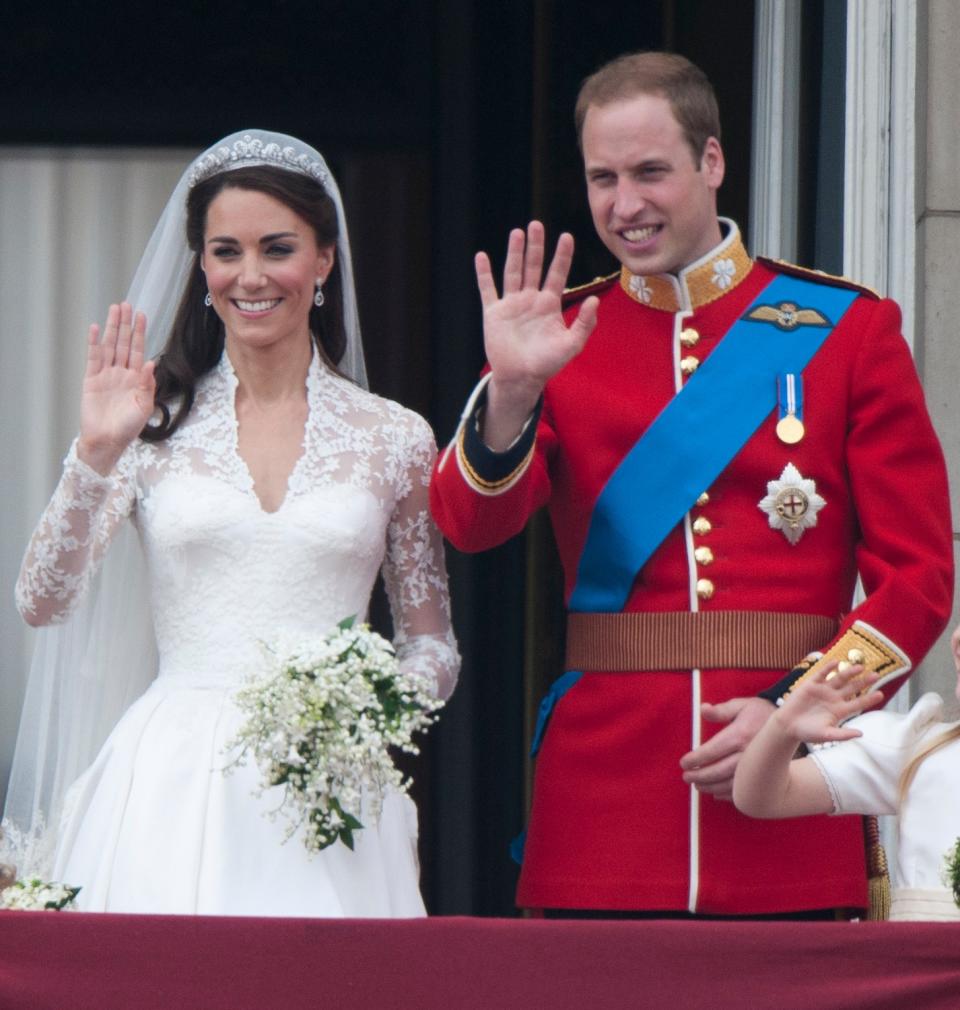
0, 147, 194, 806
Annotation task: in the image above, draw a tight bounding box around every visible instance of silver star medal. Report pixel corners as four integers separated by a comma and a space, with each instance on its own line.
757, 462, 826, 545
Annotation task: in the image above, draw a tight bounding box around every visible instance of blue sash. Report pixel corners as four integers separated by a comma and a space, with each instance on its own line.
568, 274, 859, 614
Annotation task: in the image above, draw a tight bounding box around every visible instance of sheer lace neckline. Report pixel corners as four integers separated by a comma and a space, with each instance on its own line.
216, 348, 328, 515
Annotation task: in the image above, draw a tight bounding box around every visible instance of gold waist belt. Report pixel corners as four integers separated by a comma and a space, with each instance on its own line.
565, 611, 839, 672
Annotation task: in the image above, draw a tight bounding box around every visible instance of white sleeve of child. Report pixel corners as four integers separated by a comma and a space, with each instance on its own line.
808, 693, 945, 816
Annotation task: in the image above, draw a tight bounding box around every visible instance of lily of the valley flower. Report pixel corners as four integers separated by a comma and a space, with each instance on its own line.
226, 619, 443, 853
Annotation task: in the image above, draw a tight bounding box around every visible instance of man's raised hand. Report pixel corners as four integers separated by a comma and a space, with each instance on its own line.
476, 222, 597, 450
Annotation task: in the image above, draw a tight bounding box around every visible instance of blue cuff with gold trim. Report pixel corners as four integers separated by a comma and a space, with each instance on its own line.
457, 392, 542, 494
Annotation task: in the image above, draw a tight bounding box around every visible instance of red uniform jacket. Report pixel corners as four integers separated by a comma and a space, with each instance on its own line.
430, 223, 953, 914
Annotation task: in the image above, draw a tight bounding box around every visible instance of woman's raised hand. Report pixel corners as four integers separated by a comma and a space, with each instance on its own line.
476, 222, 597, 450
78, 302, 156, 475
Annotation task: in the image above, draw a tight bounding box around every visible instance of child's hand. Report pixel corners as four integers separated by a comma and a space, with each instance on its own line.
771, 662, 883, 745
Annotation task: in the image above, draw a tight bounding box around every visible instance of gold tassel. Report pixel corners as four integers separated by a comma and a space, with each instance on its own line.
864, 815, 890, 921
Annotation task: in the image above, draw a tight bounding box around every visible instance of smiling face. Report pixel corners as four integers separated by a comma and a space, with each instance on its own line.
582, 92, 725, 277
200, 187, 334, 354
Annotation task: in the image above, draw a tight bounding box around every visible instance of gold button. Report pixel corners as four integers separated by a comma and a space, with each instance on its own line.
696, 492, 710, 507
692, 517, 712, 535
696, 578, 715, 600
694, 546, 714, 565
680, 356, 699, 375
680, 327, 700, 347
847, 649, 865, 665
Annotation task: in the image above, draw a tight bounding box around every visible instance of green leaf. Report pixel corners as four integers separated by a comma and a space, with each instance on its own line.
943, 838, 960, 908
341, 811, 364, 831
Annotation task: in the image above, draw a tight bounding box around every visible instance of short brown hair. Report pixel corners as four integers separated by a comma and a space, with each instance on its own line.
575, 51, 721, 164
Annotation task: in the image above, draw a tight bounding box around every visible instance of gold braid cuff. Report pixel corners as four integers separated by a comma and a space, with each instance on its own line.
790, 620, 910, 696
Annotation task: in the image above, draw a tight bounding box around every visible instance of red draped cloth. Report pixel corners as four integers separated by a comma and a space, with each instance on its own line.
1, 912, 958, 1009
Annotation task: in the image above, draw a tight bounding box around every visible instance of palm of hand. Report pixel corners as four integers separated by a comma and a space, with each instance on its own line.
476, 223, 597, 393
81, 363, 154, 446
484, 286, 579, 384
79, 303, 156, 463
777, 665, 877, 743
778, 687, 848, 742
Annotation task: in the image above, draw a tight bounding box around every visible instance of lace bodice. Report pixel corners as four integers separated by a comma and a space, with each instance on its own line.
16, 353, 459, 699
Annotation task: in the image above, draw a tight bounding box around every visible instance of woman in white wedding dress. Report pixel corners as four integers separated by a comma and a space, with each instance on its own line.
4, 131, 459, 917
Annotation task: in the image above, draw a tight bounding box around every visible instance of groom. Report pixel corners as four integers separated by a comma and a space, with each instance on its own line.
430, 51, 953, 916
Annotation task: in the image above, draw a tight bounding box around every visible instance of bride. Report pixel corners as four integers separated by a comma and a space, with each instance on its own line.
4, 130, 459, 916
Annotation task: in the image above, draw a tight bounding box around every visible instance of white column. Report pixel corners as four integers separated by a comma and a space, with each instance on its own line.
916, 0, 960, 703
843, 0, 917, 348
749, 0, 802, 260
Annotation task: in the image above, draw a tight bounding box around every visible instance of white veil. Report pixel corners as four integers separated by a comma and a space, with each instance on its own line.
1, 130, 367, 878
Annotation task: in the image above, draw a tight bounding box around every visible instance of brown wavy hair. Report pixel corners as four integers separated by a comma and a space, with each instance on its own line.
141, 166, 346, 442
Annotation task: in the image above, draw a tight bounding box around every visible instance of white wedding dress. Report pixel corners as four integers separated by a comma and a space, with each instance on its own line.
13, 351, 459, 917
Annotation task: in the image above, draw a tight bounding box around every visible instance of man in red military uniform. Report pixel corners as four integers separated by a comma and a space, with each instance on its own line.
430, 52, 953, 916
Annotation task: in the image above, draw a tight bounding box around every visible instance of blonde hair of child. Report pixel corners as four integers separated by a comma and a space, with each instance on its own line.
900, 722, 960, 798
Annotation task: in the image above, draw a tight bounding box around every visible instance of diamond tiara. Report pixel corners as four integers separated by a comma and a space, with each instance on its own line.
187, 135, 330, 188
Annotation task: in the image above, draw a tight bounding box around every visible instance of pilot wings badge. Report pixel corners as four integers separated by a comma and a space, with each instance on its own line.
745, 302, 831, 331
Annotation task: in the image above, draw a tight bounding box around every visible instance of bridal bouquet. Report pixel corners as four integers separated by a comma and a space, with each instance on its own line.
942, 837, 960, 908
228, 618, 443, 853
0, 877, 80, 911
0, 833, 80, 911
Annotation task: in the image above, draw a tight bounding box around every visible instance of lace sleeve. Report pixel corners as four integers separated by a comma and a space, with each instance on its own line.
15, 440, 138, 626
382, 416, 460, 701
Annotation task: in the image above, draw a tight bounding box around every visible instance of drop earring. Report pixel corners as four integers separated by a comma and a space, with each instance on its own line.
314, 279, 325, 308
204, 292, 212, 307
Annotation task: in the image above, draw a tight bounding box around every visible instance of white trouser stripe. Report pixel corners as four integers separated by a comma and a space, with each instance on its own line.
688, 667, 701, 913
676, 308, 701, 913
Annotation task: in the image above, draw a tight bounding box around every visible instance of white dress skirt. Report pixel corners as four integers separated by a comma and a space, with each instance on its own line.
54, 678, 426, 916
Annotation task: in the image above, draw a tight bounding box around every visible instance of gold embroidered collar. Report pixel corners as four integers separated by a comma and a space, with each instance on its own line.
619, 218, 753, 313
